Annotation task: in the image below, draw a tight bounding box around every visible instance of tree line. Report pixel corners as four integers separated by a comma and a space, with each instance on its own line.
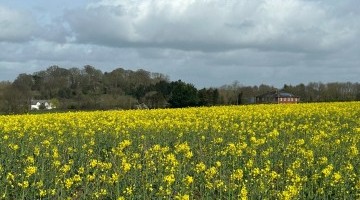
0, 65, 359, 114
218, 81, 360, 104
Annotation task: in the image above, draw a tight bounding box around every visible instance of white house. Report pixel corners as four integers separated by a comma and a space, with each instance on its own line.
30, 100, 55, 110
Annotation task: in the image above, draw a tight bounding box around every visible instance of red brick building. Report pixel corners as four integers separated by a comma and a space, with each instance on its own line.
256, 91, 300, 104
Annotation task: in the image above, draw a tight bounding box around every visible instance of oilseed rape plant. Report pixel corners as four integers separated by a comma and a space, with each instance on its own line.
0, 102, 359, 199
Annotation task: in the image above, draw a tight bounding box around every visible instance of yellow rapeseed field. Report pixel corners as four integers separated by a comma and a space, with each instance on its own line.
0, 102, 359, 199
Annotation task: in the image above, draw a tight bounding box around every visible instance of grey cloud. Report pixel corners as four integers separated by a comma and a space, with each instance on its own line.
36, 20, 72, 43
0, 6, 38, 42
65, 5, 137, 46
0, 40, 126, 63
0, 0, 359, 88
64, 0, 360, 53
0, 4, 72, 44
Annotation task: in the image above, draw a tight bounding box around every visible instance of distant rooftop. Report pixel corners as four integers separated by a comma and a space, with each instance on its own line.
279, 92, 295, 97
256, 91, 299, 98
30, 100, 51, 104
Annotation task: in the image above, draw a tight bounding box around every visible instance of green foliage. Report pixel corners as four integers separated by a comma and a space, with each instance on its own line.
198, 88, 219, 106
168, 80, 199, 108
39, 103, 46, 110
0, 65, 359, 114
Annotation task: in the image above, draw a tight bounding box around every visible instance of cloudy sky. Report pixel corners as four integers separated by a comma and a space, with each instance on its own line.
0, 0, 359, 88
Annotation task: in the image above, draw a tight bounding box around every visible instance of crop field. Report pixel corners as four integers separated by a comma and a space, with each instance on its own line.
0, 102, 359, 199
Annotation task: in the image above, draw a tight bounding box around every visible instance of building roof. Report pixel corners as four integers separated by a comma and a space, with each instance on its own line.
278, 92, 297, 97
256, 91, 299, 98
30, 100, 51, 105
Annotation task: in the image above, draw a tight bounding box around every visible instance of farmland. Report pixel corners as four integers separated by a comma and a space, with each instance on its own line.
0, 102, 359, 199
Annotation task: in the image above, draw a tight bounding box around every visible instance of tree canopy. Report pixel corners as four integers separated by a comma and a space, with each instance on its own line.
0, 65, 359, 114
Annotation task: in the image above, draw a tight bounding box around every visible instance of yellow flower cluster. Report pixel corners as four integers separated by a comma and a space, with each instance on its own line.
0, 102, 359, 199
